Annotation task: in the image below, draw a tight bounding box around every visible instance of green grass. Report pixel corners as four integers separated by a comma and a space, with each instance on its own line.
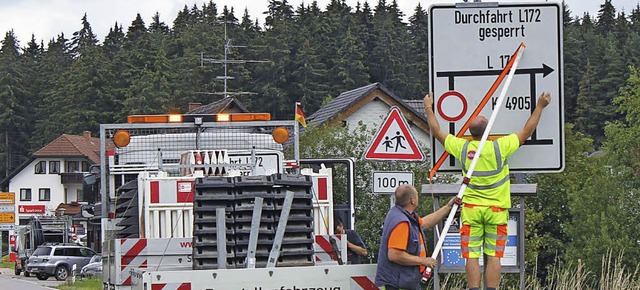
1, 254, 15, 269
434, 251, 640, 290
56, 278, 103, 290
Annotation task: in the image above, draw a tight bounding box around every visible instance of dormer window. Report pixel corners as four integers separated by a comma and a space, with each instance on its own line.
34, 161, 46, 174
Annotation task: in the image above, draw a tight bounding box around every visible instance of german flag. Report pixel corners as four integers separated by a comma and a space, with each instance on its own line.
295, 103, 307, 128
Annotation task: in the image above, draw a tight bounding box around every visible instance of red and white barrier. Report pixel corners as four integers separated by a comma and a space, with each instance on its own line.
151, 283, 192, 290
303, 167, 334, 236
139, 173, 195, 239
351, 276, 379, 290
108, 238, 193, 287
313, 234, 347, 265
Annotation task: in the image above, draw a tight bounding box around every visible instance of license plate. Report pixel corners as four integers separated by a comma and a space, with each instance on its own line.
227, 151, 282, 175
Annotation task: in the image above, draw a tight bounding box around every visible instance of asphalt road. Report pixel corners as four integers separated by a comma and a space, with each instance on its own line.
0, 268, 66, 290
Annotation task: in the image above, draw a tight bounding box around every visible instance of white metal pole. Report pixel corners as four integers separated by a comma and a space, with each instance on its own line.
423, 43, 526, 281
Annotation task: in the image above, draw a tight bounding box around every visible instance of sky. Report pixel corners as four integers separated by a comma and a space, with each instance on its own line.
1, 0, 639, 45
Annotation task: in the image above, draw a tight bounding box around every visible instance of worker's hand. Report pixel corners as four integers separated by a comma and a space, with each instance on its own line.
446, 197, 462, 209
537, 92, 551, 108
421, 257, 437, 268
423, 92, 434, 110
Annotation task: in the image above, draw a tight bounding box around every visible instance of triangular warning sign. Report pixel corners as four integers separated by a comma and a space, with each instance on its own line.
364, 107, 425, 161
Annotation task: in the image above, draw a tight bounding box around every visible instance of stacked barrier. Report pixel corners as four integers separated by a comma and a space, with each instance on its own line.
114, 180, 140, 239
192, 174, 314, 269
192, 177, 236, 269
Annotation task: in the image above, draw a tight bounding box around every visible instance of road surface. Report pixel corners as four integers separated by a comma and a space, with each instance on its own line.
0, 268, 66, 289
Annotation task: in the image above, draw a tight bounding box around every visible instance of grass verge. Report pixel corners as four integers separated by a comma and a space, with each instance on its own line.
56, 277, 103, 290
1, 254, 15, 269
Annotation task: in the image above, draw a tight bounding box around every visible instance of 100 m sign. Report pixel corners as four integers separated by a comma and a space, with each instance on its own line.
372, 171, 414, 194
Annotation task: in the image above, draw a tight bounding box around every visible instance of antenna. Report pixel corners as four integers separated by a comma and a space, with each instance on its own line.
199, 20, 270, 98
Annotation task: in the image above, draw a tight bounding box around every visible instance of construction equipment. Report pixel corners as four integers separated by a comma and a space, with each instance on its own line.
98, 113, 375, 290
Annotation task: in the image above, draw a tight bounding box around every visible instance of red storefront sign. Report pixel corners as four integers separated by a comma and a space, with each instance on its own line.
18, 205, 46, 214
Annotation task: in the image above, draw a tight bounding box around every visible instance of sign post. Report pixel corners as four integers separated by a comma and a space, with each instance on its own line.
429, 2, 564, 173
372, 171, 414, 194
0, 192, 16, 263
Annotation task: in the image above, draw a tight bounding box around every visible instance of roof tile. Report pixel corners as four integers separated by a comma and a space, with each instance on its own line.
33, 134, 101, 164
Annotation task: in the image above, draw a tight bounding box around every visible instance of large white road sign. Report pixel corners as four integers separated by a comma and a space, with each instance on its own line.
429, 2, 564, 173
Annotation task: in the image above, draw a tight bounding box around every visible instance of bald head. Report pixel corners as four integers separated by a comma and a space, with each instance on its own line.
395, 185, 418, 207
469, 116, 488, 139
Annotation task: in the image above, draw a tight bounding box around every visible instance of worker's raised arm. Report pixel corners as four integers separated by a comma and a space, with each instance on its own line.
424, 92, 449, 145
516, 92, 551, 145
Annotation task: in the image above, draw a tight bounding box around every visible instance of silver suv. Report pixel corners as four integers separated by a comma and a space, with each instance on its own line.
26, 244, 97, 280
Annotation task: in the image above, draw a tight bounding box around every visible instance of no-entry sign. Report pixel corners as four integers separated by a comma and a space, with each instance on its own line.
429, 2, 564, 173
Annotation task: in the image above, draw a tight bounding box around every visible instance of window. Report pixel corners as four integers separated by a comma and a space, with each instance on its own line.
33, 247, 52, 256
49, 161, 60, 174
66, 161, 79, 172
80, 248, 96, 257
64, 248, 83, 257
39, 188, 51, 201
20, 188, 32, 201
82, 161, 90, 172
34, 161, 46, 174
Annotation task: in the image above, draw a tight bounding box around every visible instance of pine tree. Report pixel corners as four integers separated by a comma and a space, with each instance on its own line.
0, 31, 29, 177
408, 3, 429, 95
596, 0, 616, 35
574, 61, 602, 145
33, 34, 73, 146
22, 35, 45, 152
70, 13, 98, 58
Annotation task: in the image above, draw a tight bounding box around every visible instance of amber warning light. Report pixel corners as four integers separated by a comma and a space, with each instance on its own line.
128, 113, 271, 123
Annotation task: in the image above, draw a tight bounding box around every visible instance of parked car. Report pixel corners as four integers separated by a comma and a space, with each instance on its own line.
80, 255, 102, 278
26, 244, 97, 281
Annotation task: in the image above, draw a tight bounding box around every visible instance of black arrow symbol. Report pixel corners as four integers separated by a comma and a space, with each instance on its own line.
437, 63, 555, 78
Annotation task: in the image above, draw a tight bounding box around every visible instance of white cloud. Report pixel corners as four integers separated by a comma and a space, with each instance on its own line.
1, 0, 639, 46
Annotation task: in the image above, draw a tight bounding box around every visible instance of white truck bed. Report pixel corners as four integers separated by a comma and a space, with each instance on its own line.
130, 264, 378, 290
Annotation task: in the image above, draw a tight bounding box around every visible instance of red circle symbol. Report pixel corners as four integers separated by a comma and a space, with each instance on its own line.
437, 91, 468, 122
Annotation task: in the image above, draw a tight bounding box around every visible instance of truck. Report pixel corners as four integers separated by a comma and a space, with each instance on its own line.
98, 113, 376, 290
13, 215, 73, 276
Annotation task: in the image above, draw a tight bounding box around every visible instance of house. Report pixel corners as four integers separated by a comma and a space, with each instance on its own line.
186, 97, 250, 114
307, 83, 431, 151
0, 131, 101, 226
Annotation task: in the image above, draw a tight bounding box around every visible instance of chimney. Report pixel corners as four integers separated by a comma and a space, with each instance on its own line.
188, 102, 202, 112
83, 131, 91, 140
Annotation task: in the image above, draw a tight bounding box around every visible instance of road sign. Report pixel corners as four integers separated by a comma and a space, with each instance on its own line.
372, 171, 414, 194
440, 211, 518, 267
0, 224, 15, 231
0, 212, 15, 223
364, 107, 425, 161
0, 204, 14, 212
0, 192, 15, 204
429, 2, 564, 173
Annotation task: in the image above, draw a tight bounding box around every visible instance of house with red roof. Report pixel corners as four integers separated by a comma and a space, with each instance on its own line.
0, 131, 101, 226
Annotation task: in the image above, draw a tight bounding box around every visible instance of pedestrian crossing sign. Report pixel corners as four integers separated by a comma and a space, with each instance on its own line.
363, 107, 425, 161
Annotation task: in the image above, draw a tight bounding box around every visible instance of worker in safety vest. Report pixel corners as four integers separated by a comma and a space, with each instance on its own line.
423, 92, 551, 290
375, 185, 459, 290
